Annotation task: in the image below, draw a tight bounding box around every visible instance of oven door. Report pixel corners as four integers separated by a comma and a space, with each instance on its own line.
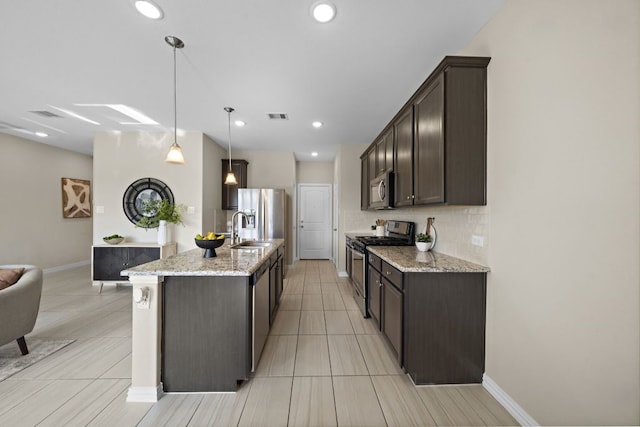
351, 247, 367, 316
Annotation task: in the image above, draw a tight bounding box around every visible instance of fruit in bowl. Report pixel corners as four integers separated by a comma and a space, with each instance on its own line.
194, 232, 225, 258
103, 234, 124, 245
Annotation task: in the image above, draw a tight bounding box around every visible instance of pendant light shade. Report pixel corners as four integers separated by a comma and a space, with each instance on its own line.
224, 107, 238, 185
165, 36, 185, 164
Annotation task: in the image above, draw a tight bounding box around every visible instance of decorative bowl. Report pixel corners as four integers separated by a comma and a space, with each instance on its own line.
195, 237, 225, 258
103, 237, 124, 245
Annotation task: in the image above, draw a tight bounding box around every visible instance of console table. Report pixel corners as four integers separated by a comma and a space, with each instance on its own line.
91, 242, 177, 293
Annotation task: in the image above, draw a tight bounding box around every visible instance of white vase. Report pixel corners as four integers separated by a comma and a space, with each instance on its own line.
416, 241, 429, 252
157, 220, 168, 245
375, 226, 385, 236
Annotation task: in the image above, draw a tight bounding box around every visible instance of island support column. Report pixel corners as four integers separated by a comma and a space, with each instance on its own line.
127, 275, 163, 402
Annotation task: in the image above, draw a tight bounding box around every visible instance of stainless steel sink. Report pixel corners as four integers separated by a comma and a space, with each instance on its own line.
230, 241, 273, 249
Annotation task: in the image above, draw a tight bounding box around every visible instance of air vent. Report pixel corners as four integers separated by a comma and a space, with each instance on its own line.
267, 113, 289, 120
30, 110, 63, 118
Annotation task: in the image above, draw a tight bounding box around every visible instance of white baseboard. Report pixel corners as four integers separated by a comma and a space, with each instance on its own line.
483, 374, 538, 426
126, 384, 163, 402
43, 259, 90, 274
337, 271, 348, 278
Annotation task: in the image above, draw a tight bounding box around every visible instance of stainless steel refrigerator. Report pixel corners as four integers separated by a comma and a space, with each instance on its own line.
236, 188, 286, 242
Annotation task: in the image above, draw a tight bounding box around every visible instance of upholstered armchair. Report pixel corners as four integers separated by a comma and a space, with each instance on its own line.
0, 265, 43, 355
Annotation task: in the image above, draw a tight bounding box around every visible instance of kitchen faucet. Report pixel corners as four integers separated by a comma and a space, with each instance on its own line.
231, 211, 248, 244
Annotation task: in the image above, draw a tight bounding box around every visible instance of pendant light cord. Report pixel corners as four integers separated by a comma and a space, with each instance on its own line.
173, 44, 178, 145
226, 107, 234, 172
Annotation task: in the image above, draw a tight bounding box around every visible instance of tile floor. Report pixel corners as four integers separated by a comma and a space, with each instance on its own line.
0, 260, 518, 426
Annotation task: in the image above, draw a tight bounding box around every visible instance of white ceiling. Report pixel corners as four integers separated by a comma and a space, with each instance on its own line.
0, 0, 503, 162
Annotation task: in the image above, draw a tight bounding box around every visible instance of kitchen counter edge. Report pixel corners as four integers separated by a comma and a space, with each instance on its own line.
122, 239, 284, 277
366, 246, 490, 273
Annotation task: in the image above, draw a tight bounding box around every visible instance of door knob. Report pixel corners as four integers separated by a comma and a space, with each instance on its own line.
300, 225, 304, 228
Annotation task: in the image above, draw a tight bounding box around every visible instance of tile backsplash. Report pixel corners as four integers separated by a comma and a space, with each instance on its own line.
343, 205, 489, 266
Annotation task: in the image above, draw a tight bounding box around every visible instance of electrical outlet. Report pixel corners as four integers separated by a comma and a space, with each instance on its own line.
472, 235, 485, 247
95, 205, 105, 214
187, 206, 195, 214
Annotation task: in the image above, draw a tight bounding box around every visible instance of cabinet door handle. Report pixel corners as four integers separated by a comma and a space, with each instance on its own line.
406, 196, 410, 200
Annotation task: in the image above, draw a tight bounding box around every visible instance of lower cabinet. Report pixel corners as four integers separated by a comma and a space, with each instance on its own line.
269, 245, 285, 325
92, 242, 176, 286
404, 272, 487, 384
382, 277, 403, 363
162, 275, 252, 392
367, 250, 487, 385
367, 266, 381, 328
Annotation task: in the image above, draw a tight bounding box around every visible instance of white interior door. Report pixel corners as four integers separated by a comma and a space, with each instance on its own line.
298, 184, 332, 259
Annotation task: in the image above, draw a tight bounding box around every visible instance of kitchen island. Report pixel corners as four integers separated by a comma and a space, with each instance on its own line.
122, 239, 284, 402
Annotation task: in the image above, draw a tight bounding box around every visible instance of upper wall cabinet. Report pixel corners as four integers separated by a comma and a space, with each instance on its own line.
221, 159, 249, 210
393, 106, 414, 208
414, 58, 489, 205
362, 56, 490, 209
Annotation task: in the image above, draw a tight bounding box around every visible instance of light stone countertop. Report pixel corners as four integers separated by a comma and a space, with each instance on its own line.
367, 246, 490, 273
122, 239, 284, 277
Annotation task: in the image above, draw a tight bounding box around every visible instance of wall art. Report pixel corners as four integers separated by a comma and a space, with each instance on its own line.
61, 178, 92, 218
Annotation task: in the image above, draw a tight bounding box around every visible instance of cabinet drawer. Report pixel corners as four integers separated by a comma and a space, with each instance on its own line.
381, 261, 402, 289
368, 253, 382, 271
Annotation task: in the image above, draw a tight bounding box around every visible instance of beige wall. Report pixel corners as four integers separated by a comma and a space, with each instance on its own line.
459, 0, 639, 424
0, 134, 93, 269
93, 131, 224, 252
296, 161, 334, 184
202, 134, 227, 234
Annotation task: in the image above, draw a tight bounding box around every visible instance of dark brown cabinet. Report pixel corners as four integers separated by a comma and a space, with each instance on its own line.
393, 106, 414, 207
382, 277, 403, 363
403, 272, 486, 384
221, 159, 248, 210
414, 74, 445, 204
367, 264, 381, 328
362, 56, 490, 208
375, 127, 394, 177
92, 243, 176, 290
367, 254, 403, 363
360, 156, 369, 210
412, 59, 489, 205
269, 246, 285, 324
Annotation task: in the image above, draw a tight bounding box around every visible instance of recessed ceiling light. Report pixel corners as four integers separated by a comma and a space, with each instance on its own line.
35, 132, 48, 137
132, 0, 164, 20
235, 120, 246, 127
312, 121, 323, 128
75, 104, 158, 125
311, 2, 336, 23
311, 152, 319, 157
49, 106, 100, 125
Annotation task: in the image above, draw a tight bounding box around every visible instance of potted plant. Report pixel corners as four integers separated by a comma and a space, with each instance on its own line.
136, 199, 185, 244
415, 232, 432, 252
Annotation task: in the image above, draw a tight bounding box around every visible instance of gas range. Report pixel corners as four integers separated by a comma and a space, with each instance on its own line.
346, 220, 415, 318
349, 220, 415, 252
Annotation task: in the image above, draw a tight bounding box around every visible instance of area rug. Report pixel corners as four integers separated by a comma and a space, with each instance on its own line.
0, 338, 75, 381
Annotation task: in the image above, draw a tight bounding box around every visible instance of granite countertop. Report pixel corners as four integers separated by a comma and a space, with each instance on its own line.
122, 239, 284, 277
367, 246, 490, 273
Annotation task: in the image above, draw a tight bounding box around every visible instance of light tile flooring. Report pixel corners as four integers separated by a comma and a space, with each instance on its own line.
0, 261, 518, 426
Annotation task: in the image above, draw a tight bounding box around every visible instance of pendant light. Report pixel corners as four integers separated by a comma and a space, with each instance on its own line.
224, 107, 238, 185
164, 36, 185, 164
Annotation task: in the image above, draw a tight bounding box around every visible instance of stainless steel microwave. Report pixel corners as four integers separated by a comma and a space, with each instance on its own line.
369, 171, 394, 209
